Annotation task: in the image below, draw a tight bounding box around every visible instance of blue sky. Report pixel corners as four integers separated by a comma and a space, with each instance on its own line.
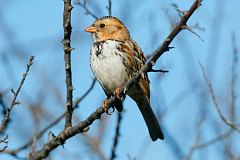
0, 0, 240, 159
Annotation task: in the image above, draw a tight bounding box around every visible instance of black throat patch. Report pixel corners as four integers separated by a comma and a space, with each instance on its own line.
93, 41, 104, 57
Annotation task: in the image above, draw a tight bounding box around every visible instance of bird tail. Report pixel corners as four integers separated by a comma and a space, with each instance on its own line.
128, 85, 164, 141
136, 99, 164, 141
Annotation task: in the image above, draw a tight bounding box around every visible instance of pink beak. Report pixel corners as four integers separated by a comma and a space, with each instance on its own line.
85, 26, 96, 33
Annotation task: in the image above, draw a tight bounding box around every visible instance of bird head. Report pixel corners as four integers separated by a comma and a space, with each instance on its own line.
85, 16, 130, 43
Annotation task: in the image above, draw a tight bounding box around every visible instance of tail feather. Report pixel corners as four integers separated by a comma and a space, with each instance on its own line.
137, 101, 164, 141
128, 84, 164, 141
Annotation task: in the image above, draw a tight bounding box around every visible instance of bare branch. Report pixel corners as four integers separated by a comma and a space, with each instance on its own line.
0, 92, 7, 116
75, 0, 98, 19
149, 68, 169, 73
193, 129, 233, 149
182, 25, 204, 41
199, 62, 240, 133
0, 135, 8, 152
29, 1, 202, 159
73, 78, 96, 109
63, 0, 74, 128
106, 0, 112, 16
0, 56, 34, 133
110, 112, 123, 160
184, 116, 205, 160
172, 3, 187, 18
83, 134, 107, 160
230, 32, 238, 122
173, 2, 204, 41
192, 22, 205, 31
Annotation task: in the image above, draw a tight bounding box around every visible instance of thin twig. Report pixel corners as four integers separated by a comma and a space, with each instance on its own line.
0, 135, 8, 152
230, 32, 238, 122
79, 110, 108, 160
199, 62, 240, 133
184, 116, 205, 160
29, 1, 202, 159
193, 129, 233, 149
110, 112, 123, 160
73, 78, 96, 109
149, 69, 169, 73
173, 3, 204, 41
63, 0, 74, 128
172, 3, 187, 18
74, 111, 107, 160
75, 0, 98, 19
0, 56, 34, 133
160, 80, 200, 119
106, 0, 112, 16
182, 25, 204, 41
0, 92, 7, 116
83, 134, 107, 160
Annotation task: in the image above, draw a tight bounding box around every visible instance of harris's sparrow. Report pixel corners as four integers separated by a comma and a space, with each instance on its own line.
85, 16, 164, 141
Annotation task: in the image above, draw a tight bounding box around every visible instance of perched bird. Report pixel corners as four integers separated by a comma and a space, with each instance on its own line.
85, 16, 164, 141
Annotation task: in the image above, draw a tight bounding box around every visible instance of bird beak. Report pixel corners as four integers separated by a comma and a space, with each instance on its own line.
85, 25, 96, 33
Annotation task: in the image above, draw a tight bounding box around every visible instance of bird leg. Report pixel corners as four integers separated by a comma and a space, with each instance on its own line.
113, 86, 126, 103
113, 86, 123, 99
102, 98, 115, 115
102, 86, 124, 115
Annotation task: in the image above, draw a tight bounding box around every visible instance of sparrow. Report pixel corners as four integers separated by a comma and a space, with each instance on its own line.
85, 16, 164, 141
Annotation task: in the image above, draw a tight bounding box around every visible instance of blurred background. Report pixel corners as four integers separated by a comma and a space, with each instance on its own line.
0, 0, 240, 159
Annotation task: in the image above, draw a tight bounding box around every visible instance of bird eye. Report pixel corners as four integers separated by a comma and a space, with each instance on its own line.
100, 23, 105, 28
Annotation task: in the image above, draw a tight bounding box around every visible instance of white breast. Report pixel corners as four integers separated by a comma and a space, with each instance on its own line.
90, 40, 129, 95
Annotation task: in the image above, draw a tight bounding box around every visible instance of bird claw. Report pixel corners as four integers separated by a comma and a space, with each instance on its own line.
114, 86, 123, 99
102, 86, 124, 115
102, 99, 115, 115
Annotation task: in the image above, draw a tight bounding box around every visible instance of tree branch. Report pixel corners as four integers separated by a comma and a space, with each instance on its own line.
184, 116, 205, 160
0, 91, 7, 116
199, 62, 240, 133
75, 0, 98, 19
106, 0, 112, 16
193, 129, 233, 149
0, 135, 8, 152
63, 0, 74, 128
110, 112, 122, 160
230, 32, 238, 123
29, 0, 202, 159
0, 56, 34, 133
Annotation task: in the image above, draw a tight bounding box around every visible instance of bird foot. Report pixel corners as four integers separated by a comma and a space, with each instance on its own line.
102, 98, 115, 115
113, 86, 123, 99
